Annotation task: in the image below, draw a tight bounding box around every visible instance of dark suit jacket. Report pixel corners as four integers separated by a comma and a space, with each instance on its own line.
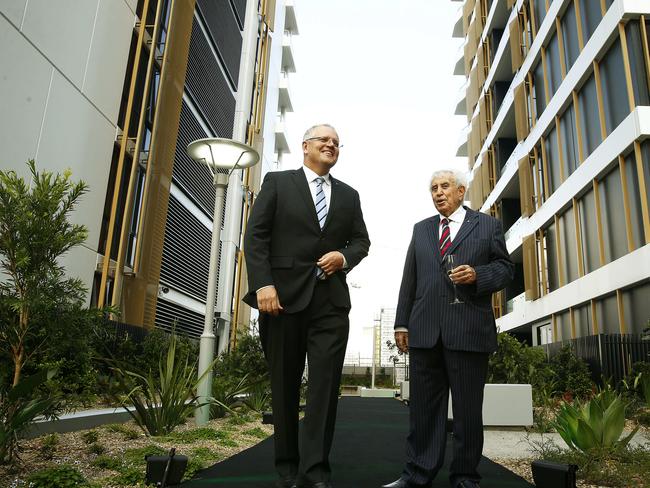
243, 168, 370, 313
395, 207, 513, 353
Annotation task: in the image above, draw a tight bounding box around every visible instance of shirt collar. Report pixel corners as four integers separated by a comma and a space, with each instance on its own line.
442, 205, 466, 224
303, 165, 330, 185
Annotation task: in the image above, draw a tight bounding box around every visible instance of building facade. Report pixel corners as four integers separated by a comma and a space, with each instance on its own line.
0, 0, 289, 352
454, 0, 650, 344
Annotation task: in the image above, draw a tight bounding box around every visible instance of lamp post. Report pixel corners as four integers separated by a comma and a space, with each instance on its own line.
186, 137, 260, 426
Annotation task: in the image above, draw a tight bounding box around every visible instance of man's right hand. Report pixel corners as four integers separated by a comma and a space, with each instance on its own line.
395, 331, 409, 353
257, 286, 284, 316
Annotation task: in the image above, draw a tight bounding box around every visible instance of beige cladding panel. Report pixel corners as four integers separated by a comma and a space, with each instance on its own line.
509, 16, 523, 73
522, 234, 539, 300
518, 155, 535, 217
514, 82, 529, 142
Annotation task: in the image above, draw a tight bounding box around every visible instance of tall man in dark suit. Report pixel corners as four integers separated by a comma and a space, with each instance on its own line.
383, 169, 513, 488
243, 124, 370, 488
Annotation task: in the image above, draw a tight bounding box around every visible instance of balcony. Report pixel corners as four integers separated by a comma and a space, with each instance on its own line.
274, 117, 290, 154
282, 34, 296, 73
278, 76, 293, 112
285, 0, 299, 35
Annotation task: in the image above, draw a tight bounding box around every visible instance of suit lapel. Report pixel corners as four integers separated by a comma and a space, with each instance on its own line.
291, 168, 320, 229
429, 215, 443, 263
322, 176, 341, 230
447, 207, 479, 255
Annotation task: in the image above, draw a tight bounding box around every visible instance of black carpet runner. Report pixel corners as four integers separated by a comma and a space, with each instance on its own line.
183, 397, 533, 487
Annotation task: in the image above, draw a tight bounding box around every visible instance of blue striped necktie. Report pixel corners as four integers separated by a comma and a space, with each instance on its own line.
314, 177, 328, 279
314, 177, 328, 229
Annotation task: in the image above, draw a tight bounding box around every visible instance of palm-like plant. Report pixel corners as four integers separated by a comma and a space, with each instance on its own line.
554, 388, 639, 454
0, 369, 57, 463
112, 333, 213, 436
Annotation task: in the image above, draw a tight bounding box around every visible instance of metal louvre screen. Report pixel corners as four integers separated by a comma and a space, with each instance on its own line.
231, 0, 247, 28
196, 0, 243, 88
160, 194, 213, 301
186, 18, 236, 138
174, 101, 216, 215
156, 297, 206, 338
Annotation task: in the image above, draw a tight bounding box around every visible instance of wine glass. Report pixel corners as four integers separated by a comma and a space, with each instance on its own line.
443, 254, 463, 304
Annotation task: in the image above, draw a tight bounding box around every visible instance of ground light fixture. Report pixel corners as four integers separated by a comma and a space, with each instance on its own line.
145, 448, 187, 487
531, 459, 578, 487
186, 137, 260, 426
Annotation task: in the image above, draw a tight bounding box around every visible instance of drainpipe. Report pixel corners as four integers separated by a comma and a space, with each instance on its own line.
215, 0, 260, 355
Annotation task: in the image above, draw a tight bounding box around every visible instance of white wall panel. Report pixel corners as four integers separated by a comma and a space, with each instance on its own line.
36, 71, 115, 251
0, 15, 52, 170
83, 0, 133, 123
21, 0, 99, 88
0, 0, 27, 28
123, 0, 138, 14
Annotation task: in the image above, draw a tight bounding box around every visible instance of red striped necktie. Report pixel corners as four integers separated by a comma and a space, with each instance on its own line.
439, 218, 451, 256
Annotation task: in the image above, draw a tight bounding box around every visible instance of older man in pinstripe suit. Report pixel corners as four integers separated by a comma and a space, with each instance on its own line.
382, 169, 513, 488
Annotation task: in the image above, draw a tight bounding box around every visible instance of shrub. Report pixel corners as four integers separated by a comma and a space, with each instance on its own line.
27, 464, 88, 487
39, 433, 59, 460
549, 345, 593, 400
81, 430, 99, 445
87, 442, 106, 455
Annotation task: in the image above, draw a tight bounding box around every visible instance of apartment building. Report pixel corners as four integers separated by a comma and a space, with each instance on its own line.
454, 0, 649, 344
0, 0, 286, 351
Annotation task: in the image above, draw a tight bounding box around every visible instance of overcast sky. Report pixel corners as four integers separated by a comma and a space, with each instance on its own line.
282, 0, 467, 358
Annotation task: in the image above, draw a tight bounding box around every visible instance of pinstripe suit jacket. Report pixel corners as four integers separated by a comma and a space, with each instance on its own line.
395, 207, 513, 353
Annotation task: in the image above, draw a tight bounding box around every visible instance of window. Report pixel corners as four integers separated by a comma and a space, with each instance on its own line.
623, 151, 646, 251
599, 164, 628, 263
559, 103, 579, 176
531, 0, 547, 35
555, 310, 572, 340
625, 21, 650, 107
599, 38, 631, 134
544, 124, 562, 193
577, 73, 601, 157
595, 294, 619, 334
533, 60, 547, 115
546, 32, 563, 96
544, 222, 560, 291
577, 188, 600, 274
574, 303, 592, 337
626, 282, 650, 334
561, 2, 580, 70
578, 0, 603, 42
558, 207, 580, 283
640, 140, 650, 224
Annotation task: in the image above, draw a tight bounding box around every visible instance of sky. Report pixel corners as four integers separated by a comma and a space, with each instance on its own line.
282, 0, 467, 359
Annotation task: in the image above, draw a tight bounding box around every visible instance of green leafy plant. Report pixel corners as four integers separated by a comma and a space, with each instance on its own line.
27, 464, 89, 487
243, 426, 268, 439
111, 332, 215, 436
104, 423, 140, 439
81, 430, 99, 444
554, 388, 639, 454
0, 368, 57, 463
0, 161, 88, 388
210, 373, 251, 419
549, 344, 593, 400
244, 378, 271, 412
87, 442, 106, 455
39, 433, 59, 460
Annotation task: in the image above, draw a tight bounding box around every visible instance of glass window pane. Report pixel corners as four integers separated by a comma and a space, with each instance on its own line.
625, 21, 650, 107
628, 282, 650, 334
545, 222, 560, 291
596, 294, 619, 334
574, 303, 592, 337
579, 0, 603, 42
560, 103, 579, 175
599, 164, 628, 263
546, 32, 563, 97
556, 310, 572, 340
558, 208, 580, 283
578, 188, 600, 274
532, 0, 547, 34
544, 125, 562, 193
577, 73, 601, 157
624, 151, 645, 251
641, 140, 650, 223
599, 38, 631, 135
534, 60, 547, 116
561, 2, 580, 71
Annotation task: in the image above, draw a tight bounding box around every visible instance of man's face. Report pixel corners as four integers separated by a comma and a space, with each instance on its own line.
430, 173, 466, 217
302, 126, 340, 171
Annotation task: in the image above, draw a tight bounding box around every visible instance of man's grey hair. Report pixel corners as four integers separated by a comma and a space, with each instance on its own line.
429, 169, 470, 190
303, 124, 337, 141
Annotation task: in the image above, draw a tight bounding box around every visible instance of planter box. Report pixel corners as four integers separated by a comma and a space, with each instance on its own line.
359, 387, 398, 398
25, 406, 138, 439
399, 381, 533, 427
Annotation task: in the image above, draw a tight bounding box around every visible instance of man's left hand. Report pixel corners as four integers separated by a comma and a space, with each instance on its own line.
317, 251, 345, 275
450, 265, 477, 285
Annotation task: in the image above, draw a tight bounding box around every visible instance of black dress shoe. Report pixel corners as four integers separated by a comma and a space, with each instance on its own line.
275, 475, 296, 488
382, 479, 409, 488
455, 481, 480, 488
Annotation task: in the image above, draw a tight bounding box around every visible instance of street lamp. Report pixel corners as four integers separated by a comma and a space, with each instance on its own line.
186, 137, 260, 425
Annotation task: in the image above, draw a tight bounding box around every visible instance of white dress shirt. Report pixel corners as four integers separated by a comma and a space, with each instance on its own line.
395, 205, 467, 333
